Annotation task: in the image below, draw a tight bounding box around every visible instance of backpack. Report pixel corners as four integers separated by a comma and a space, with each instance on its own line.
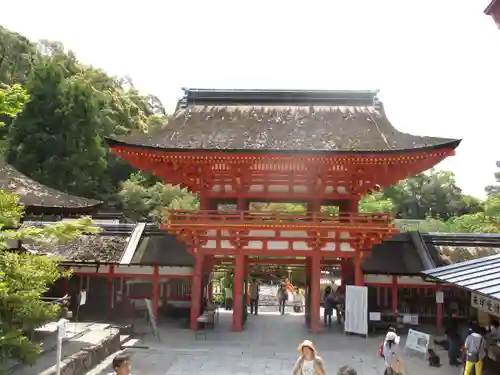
427, 348, 441, 367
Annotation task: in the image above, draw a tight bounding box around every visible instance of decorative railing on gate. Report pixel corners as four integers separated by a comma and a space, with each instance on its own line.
164, 209, 395, 230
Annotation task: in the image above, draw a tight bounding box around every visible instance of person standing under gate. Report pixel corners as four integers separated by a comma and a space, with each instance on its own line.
249, 278, 260, 315
277, 283, 288, 315
224, 285, 233, 311
324, 288, 335, 328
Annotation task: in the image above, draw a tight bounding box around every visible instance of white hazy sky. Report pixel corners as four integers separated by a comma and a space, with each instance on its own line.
2, 1, 499, 198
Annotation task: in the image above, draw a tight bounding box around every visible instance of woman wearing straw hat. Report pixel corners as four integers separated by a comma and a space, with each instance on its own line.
292, 340, 325, 375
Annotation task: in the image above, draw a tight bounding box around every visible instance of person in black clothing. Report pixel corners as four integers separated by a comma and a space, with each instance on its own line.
445, 311, 461, 366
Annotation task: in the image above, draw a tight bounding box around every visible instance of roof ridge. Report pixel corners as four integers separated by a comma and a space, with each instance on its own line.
181, 88, 379, 107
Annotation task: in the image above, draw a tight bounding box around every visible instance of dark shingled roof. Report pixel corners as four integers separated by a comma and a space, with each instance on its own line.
0, 160, 101, 210
107, 88, 460, 153
131, 235, 193, 266
362, 232, 434, 275
24, 235, 128, 263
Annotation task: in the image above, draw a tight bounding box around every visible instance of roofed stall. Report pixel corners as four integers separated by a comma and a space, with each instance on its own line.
107, 88, 460, 332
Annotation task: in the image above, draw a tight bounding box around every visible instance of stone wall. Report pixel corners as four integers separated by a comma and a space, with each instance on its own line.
43, 328, 120, 375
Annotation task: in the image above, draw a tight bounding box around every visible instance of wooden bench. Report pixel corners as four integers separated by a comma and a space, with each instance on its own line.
194, 310, 216, 340
197, 310, 215, 328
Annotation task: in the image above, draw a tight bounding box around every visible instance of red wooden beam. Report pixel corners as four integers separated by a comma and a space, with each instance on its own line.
197, 249, 357, 258
72, 271, 192, 279
205, 191, 360, 200
365, 282, 453, 289
213, 257, 342, 265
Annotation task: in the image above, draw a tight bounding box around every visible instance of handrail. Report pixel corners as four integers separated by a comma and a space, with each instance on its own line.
165, 209, 394, 227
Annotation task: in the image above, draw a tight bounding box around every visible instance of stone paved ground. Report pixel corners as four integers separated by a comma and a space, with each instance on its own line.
87, 309, 466, 375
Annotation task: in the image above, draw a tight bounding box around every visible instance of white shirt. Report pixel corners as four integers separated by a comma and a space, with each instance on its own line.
301, 359, 315, 375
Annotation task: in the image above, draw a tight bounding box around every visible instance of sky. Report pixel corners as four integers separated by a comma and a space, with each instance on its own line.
2, 0, 500, 199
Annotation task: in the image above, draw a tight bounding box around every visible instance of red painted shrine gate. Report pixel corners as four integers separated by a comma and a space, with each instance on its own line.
107, 89, 460, 332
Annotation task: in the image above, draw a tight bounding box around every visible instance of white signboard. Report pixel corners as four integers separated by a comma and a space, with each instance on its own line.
57, 319, 67, 340
79, 290, 87, 306
369, 312, 381, 321
402, 314, 419, 325
404, 329, 430, 360
56, 319, 68, 375
435, 291, 444, 304
344, 285, 368, 336
471, 293, 500, 318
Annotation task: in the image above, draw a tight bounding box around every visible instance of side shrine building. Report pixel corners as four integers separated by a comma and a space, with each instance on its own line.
102, 88, 462, 333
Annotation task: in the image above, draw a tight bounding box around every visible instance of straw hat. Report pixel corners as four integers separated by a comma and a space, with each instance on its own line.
298, 340, 317, 355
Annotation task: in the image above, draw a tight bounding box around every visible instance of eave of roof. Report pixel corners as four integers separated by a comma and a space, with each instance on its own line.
485, 0, 499, 14
106, 137, 461, 156
0, 160, 102, 209
422, 254, 500, 300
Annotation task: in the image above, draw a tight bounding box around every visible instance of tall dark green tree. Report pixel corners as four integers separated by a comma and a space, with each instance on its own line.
4, 35, 165, 201
6, 54, 109, 198
485, 161, 500, 196
0, 26, 37, 85
383, 170, 482, 220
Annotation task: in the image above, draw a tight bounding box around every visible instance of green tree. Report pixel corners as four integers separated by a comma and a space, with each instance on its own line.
6, 56, 109, 198
0, 84, 29, 125
359, 192, 394, 213
0, 85, 98, 373
3, 29, 164, 203
384, 170, 478, 220
0, 190, 98, 373
118, 173, 199, 222
0, 27, 37, 85
485, 161, 500, 196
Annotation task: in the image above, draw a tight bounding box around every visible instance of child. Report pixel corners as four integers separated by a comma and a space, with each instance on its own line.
108, 354, 131, 375
292, 340, 325, 375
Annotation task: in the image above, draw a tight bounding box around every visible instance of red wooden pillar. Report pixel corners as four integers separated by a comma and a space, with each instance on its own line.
310, 253, 321, 333
436, 287, 443, 333
346, 199, 358, 213
354, 254, 364, 286
232, 253, 245, 331
153, 265, 160, 319
391, 276, 398, 313
190, 253, 204, 330
108, 265, 115, 312
245, 257, 251, 305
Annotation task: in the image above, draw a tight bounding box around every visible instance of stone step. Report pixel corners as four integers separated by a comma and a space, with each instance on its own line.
10, 324, 120, 375
83, 336, 147, 375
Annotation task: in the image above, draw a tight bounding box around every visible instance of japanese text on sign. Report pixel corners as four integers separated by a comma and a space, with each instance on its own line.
471, 293, 500, 318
